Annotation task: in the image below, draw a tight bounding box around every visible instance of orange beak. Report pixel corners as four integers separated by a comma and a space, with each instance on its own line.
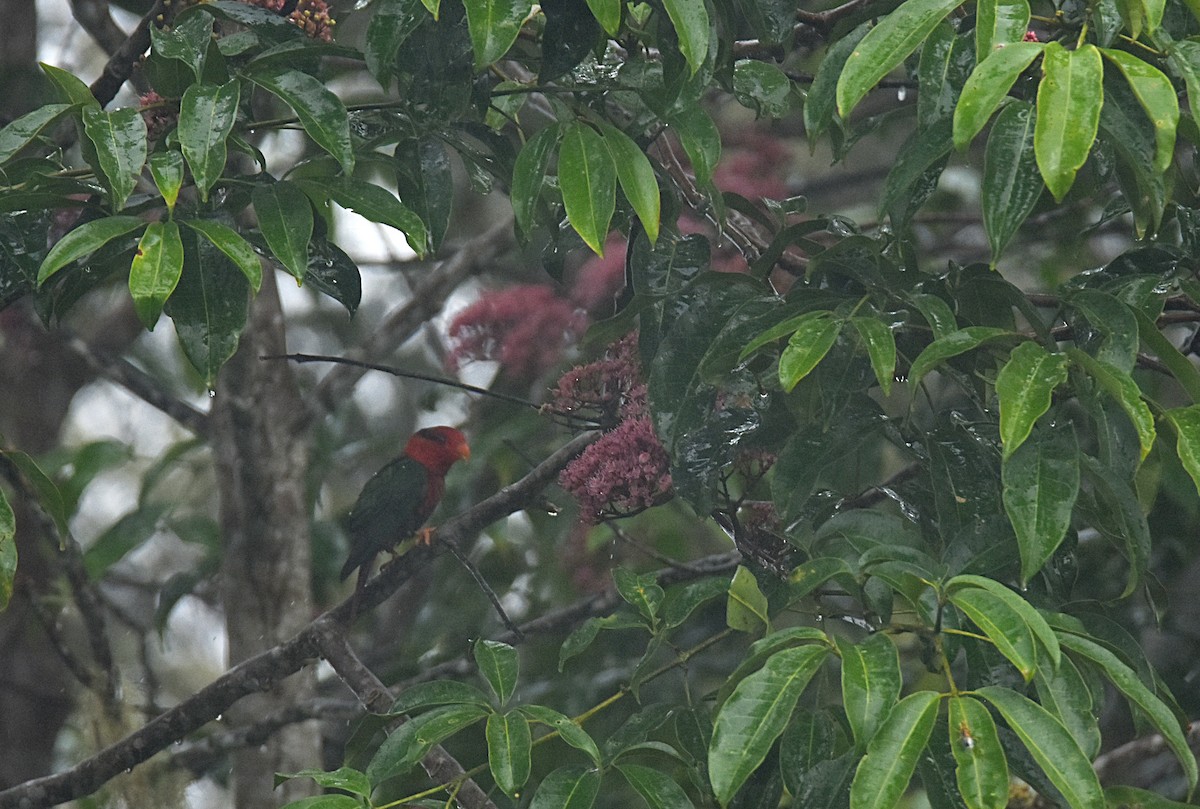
457, 442, 471, 461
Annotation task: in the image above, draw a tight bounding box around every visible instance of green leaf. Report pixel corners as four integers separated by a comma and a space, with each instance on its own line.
982, 100, 1042, 262
387, 680, 494, 714
365, 704, 489, 784
519, 704, 602, 765
149, 151, 185, 213
253, 180, 313, 281
1133, 308, 1200, 403
953, 42, 1044, 149
277, 795, 364, 809
179, 80, 240, 202
463, 0, 528, 67
733, 59, 800, 119
708, 645, 829, 805
997, 341, 1068, 459
946, 575, 1060, 666
836, 0, 968, 117
908, 327, 1015, 385
325, 177, 428, 256
1166, 39, 1200, 125
487, 710, 532, 797
947, 696, 1008, 809
726, 565, 770, 635
849, 691, 941, 809
475, 639, 519, 705
667, 106, 721, 186
558, 122, 616, 256
879, 118, 952, 228
1166, 405, 1200, 497
40, 63, 98, 107
1068, 349, 1155, 461
836, 633, 902, 752
1057, 633, 1198, 794
850, 317, 897, 395
1070, 289, 1139, 373
511, 124, 560, 240
529, 767, 601, 809
1035, 656, 1101, 759
276, 767, 371, 798
907, 293, 958, 338
662, 0, 710, 75
1003, 427, 1080, 586
165, 227, 250, 387
1035, 42, 1103, 201
182, 219, 262, 292
614, 567, 664, 626
778, 313, 842, 391
1078, 454, 1150, 597
38, 216, 147, 286
394, 137, 453, 252
661, 576, 728, 628
806, 23, 869, 139
618, 763, 694, 809
717, 627, 830, 706
597, 122, 661, 244
129, 221, 185, 330
586, 0, 620, 34
1101, 49, 1178, 175
1104, 786, 1195, 808
976, 686, 1104, 809
365, 0, 425, 86
975, 0, 1030, 62
950, 586, 1038, 680
82, 106, 148, 211
3, 451, 69, 539
0, 104, 72, 165
0, 489, 14, 612
248, 66, 353, 174
150, 10, 212, 78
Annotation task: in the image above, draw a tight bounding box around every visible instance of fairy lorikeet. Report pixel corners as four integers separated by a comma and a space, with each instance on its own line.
340, 425, 471, 593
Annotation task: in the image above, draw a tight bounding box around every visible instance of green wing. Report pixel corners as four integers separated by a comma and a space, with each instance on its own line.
340, 457, 430, 579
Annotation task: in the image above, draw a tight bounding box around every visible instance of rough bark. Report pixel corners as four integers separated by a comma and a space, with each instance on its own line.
211, 271, 320, 807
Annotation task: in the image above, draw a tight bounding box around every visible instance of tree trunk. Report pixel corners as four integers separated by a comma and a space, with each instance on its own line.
212, 271, 319, 807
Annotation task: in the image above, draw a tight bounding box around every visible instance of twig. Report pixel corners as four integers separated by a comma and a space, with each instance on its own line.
443, 539, 524, 640
89, 0, 163, 106
70, 0, 130, 56
313, 623, 498, 809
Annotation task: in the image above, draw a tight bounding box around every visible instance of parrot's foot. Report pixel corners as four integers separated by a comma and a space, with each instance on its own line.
416, 526, 436, 545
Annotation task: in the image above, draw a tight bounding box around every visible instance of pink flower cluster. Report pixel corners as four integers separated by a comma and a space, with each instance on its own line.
554, 333, 673, 523
447, 284, 587, 379
243, 0, 336, 41
139, 91, 178, 142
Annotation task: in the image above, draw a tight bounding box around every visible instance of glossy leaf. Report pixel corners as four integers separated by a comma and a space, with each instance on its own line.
997, 341, 1068, 459
40, 62, 98, 108
953, 42, 1044, 149
1103, 786, 1194, 808
717, 627, 829, 706
129, 221, 184, 330
179, 80, 240, 202
947, 696, 1008, 809
1058, 633, 1198, 794
365, 0, 425, 86
836, 633, 901, 751
487, 710, 532, 797
946, 575, 1060, 666
668, 106, 721, 186
849, 317, 897, 395
166, 229, 250, 386
3, 451, 69, 539
394, 137, 453, 252
387, 680, 493, 714
805, 23, 868, 139
1133, 308, 1200, 403
37, 216, 146, 285
463, 0, 528, 68
908, 327, 1014, 385
950, 586, 1038, 680
586, 0, 620, 34
918, 22, 974, 131
1003, 427, 1080, 586
982, 100, 1041, 262
733, 59, 800, 119
475, 640, 519, 705
276, 767, 371, 797
662, 0, 710, 75
149, 151, 185, 213
511, 124, 560, 240
1070, 289, 1138, 373
975, 0, 1030, 61
182, 219, 262, 292
253, 181, 313, 281
908, 293, 957, 338
708, 645, 829, 805
1068, 349, 1155, 461
150, 10, 212, 78
326, 177, 428, 256
365, 704, 489, 783
519, 704, 602, 765
836, 0, 967, 117
0, 490, 14, 612
558, 123, 616, 256
618, 763, 694, 809
82, 106, 147, 211
597, 122, 660, 244
614, 567, 664, 626
778, 312, 841, 391
1167, 39, 1200, 124
1035, 656, 1101, 760
978, 686, 1103, 808
1079, 454, 1150, 598
249, 66, 354, 174
1166, 406, 1200, 497
879, 118, 952, 228
529, 767, 601, 809
0, 104, 72, 165
848, 691, 941, 809
1035, 42, 1103, 201
726, 565, 770, 635
1101, 49, 1177, 175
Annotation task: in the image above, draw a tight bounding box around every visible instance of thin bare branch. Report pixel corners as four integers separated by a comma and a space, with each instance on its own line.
89, 0, 163, 106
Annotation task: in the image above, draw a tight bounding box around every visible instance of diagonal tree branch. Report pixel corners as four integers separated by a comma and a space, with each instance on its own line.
89, 0, 163, 106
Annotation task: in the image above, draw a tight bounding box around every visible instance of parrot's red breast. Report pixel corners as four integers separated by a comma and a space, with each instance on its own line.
339, 426, 470, 583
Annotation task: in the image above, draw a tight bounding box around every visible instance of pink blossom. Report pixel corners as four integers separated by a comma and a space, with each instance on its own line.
570, 233, 627, 313
551, 331, 645, 422
558, 417, 672, 523
447, 284, 587, 380
139, 91, 178, 142
243, 0, 336, 41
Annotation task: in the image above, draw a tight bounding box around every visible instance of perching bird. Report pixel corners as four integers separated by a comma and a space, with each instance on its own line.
340, 426, 470, 613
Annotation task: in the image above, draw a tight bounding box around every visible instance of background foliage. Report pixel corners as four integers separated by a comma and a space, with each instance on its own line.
3, 0, 1200, 807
